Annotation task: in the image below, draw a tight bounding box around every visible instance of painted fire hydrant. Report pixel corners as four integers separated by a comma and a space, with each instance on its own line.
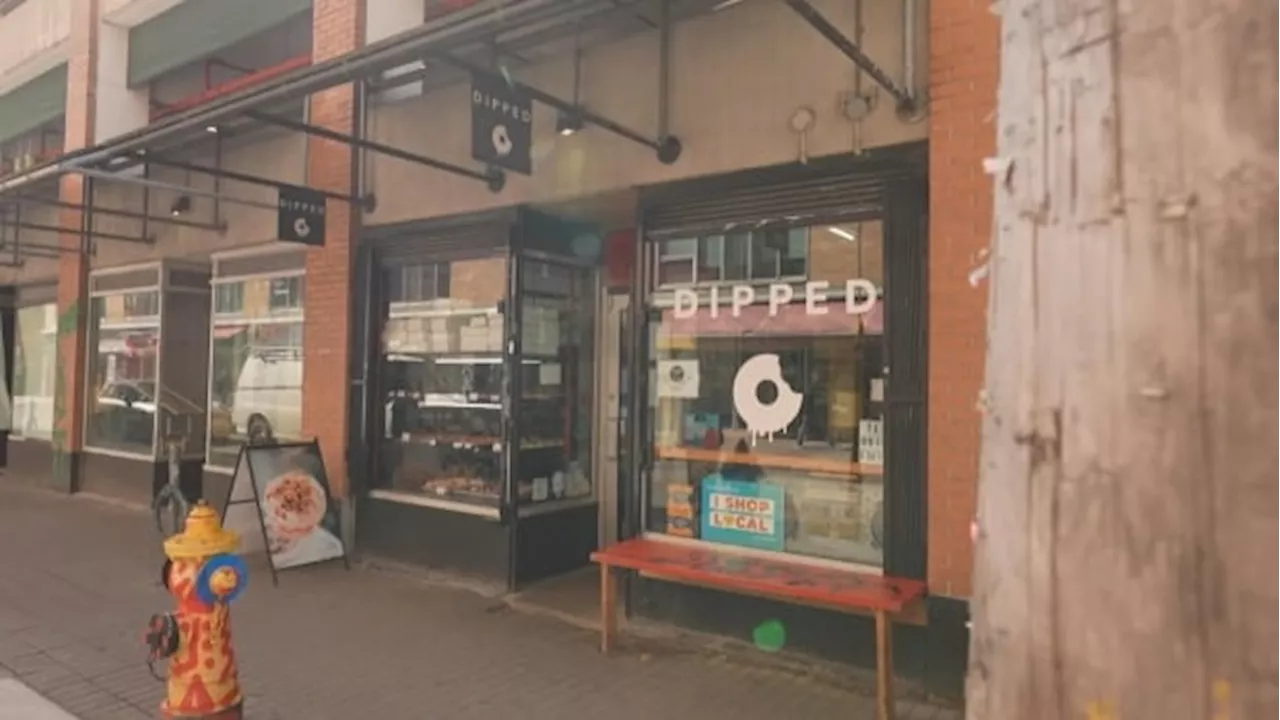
145, 500, 248, 719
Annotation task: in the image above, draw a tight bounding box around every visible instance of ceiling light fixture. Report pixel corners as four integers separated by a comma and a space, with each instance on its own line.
556, 111, 585, 136
205, 125, 219, 134
170, 195, 192, 217
827, 226, 857, 241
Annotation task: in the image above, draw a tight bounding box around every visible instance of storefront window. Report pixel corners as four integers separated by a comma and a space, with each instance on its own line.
11, 303, 57, 440
375, 256, 507, 507
646, 221, 886, 567
86, 291, 161, 455
207, 274, 305, 467
515, 259, 595, 506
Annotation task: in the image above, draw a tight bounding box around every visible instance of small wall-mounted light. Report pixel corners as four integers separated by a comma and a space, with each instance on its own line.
205, 125, 219, 134
170, 195, 192, 216
556, 111, 585, 137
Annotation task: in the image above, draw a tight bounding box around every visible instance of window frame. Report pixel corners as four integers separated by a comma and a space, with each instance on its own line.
652, 228, 811, 288
84, 284, 164, 459
9, 301, 58, 442
205, 268, 307, 472
637, 219, 887, 575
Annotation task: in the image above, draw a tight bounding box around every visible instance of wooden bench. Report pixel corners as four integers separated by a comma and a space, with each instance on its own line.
590, 538, 927, 720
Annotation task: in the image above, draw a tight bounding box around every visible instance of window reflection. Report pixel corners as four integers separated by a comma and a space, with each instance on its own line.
208, 275, 305, 467
516, 259, 595, 505
375, 257, 507, 506
647, 221, 886, 567
11, 303, 57, 440
87, 291, 160, 455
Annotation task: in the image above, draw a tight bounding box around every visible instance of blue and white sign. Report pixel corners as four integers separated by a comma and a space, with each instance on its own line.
700, 476, 786, 552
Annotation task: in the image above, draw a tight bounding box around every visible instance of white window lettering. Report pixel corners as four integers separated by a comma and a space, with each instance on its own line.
804, 281, 829, 315
731, 285, 754, 317
673, 288, 698, 319
708, 285, 720, 319
845, 279, 877, 314
767, 283, 793, 316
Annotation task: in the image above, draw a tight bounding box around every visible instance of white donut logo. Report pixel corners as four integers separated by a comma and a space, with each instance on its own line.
492, 124, 513, 157
732, 353, 803, 444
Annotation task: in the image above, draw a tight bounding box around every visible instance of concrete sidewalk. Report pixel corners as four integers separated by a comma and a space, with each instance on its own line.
0, 482, 957, 720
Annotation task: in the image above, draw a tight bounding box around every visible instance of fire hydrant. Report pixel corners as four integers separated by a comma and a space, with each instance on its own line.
145, 500, 248, 719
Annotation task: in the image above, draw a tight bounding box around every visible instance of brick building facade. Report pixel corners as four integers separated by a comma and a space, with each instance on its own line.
0, 0, 996, 699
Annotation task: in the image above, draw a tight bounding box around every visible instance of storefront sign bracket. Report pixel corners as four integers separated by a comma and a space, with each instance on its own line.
433, 53, 684, 165
129, 155, 379, 212
243, 109, 506, 193
782, 0, 918, 115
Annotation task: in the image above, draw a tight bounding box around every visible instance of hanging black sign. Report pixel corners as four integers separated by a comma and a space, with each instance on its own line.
470, 71, 533, 175
276, 184, 327, 246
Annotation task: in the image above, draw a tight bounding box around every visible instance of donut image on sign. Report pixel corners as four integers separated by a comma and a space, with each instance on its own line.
732, 353, 803, 444
492, 124, 514, 157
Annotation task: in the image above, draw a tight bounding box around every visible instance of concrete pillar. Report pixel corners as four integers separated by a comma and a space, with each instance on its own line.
52, 0, 99, 492
301, 0, 364, 500
93, 16, 149, 143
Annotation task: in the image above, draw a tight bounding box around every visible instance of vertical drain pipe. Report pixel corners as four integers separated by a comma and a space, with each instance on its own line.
851, 0, 864, 153
657, 0, 671, 141
902, 0, 921, 116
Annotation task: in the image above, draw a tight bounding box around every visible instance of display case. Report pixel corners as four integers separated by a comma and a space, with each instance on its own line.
358, 208, 600, 589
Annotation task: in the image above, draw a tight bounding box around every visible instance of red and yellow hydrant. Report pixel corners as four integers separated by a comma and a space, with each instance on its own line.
145, 501, 249, 719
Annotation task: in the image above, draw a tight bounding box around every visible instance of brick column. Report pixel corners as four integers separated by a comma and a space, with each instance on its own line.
301, 0, 365, 498
52, 0, 99, 492
926, 0, 1000, 598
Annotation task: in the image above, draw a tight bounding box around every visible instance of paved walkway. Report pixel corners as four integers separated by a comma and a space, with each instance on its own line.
0, 482, 958, 720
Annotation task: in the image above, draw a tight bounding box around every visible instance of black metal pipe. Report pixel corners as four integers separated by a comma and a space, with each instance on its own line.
657, 0, 671, 140
67, 0, 615, 167
6, 195, 226, 231
431, 54, 662, 151
243, 110, 502, 189
6, 220, 149, 245
138, 155, 368, 206
782, 0, 916, 111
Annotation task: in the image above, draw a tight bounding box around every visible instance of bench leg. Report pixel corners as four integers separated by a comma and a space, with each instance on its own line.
874, 609, 895, 720
599, 563, 616, 654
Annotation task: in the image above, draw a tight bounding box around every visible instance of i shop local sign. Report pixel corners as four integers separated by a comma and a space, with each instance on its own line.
700, 477, 786, 552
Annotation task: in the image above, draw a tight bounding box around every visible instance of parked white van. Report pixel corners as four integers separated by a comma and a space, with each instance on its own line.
231, 349, 303, 443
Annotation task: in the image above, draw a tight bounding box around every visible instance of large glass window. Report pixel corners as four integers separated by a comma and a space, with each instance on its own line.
374, 256, 507, 507
515, 259, 595, 506
86, 290, 161, 455
646, 222, 886, 567
207, 274, 305, 467
11, 303, 56, 439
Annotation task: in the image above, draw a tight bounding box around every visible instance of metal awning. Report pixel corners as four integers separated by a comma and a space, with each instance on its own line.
0, 0, 726, 263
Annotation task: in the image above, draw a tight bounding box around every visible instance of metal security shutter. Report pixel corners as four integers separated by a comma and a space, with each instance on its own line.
367, 209, 516, 261
882, 173, 929, 582
128, 0, 313, 87
640, 145, 925, 236
0, 63, 67, 144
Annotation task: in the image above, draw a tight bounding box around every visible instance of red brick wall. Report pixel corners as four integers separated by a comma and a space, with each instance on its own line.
53, 0, 99, 485
926, 0, 1000, 598
301, 0, 365, 497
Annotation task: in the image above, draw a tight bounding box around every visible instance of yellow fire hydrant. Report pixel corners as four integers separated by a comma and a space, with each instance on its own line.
145, 501, 248, 719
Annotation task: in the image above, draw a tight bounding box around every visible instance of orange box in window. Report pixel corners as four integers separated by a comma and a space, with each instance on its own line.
666, 484, 696, 537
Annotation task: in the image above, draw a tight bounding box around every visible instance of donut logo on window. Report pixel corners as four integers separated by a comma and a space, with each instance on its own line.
732, 353, 803, 445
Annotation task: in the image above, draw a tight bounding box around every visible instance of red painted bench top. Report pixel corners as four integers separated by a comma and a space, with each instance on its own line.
591, 538, 926, 614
